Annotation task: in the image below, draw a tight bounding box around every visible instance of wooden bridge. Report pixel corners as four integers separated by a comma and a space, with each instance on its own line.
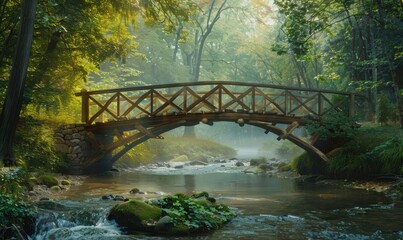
71, 81, 359, 172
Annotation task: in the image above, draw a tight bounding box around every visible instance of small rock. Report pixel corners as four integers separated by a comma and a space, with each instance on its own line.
130, 188, 140, 194
189, 160, 208, 166
235, 162, 244, 167
221, 165, 225, 167
155, 216, 174, 232
113, 195, 127, 201
50, 186, 61, 191
174, 165, 184, 169
61, 180, 71, 186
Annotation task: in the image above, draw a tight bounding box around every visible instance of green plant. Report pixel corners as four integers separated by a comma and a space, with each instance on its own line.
15, 117, 68, 172
377, 93, 398, 125
369, 137, 403, 175
306, 111, 358, 140
0, 167, 27, 197
291, 152, 326, 175
152, 193, 236, 233
0, 193, 36, 234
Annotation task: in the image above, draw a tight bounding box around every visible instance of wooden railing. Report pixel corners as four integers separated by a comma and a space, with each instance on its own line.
76, 81, 358, 125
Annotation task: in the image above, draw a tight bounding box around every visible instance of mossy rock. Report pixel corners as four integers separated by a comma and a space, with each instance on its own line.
244, 166, 264, 174
38, 175, 59, 187
61, 180, 71, 186
250, 158, 267, 166
50, 186, 62, 191
129, 188, 140, 194
108, 199, 162, 231
169, 155, 189, 162
277, 162, 292, 172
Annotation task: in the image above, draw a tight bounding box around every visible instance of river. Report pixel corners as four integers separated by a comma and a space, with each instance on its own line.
32, 161, 403, 240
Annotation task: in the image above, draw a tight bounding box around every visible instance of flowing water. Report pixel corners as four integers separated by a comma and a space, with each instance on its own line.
32, 161, 403, 240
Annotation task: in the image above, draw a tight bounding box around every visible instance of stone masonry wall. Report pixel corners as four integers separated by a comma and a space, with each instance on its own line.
54, 124, 90, 175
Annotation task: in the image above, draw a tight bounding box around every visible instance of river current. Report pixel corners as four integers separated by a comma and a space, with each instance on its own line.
32, 160, 403, 240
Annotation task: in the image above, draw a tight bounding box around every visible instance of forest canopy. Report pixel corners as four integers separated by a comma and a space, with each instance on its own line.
0, 0, 402, 166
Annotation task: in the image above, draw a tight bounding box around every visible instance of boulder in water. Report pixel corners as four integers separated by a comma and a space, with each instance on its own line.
235, 162, 244, 167
108, 199, 162, 231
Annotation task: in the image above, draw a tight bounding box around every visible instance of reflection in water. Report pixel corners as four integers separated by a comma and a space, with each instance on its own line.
184, 175, 195, 194
51, 172, 403, 239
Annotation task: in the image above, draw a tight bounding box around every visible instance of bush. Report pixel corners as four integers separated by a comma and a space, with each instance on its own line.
377, 93, 398, 125
0, 193, 36, 235
151, 193, 237, 234
15, 117, 68, 172
0, 167, 28, 197
291, 152, 326, 175
306, 111, 358, 140
372, 138, 403, 175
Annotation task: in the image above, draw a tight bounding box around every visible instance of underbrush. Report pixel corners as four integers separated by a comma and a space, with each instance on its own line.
292, 125, 403, 179
115, 136, 236, 167
15, 116, 68, 172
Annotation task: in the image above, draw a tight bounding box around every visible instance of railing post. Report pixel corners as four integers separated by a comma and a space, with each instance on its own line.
318, 93, 323, 117
81, 89, 89, 123
284, 90, 288, 116
252, 87, 256, 112
117, 92, 120, 118
218, 84, 222, 112
349, 93, 355, 117
150, 89, 154, 116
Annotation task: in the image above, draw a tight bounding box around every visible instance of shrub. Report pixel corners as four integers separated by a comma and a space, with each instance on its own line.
370, 138, 403, 175
151, 193, 237, 234
305, 111, 358, 140
15, 117, 68, 172
291, 152, 326, 175
0, 167, 27, 197
377, 93, 398, 125
0, 193, 36, 235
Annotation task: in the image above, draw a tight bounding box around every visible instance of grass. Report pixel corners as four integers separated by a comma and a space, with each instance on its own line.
292, 124, 403, 179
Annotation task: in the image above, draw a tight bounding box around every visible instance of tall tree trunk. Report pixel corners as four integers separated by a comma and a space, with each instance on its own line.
0, 0, 37, 166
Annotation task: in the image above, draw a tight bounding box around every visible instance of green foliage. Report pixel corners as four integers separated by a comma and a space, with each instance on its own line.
115, 137, 236, 167
277, 162, 292, 172
37, 174, 59, 188
0, 167, 27, 197
306, 111, 358, 140
326, 127, 403, 179
369, 138, 403, 175
377, 93, 398, 125
291, 152, 326, 175
0, 193, 36, 231
14, 117, 68, 172
152, 193, 236, 233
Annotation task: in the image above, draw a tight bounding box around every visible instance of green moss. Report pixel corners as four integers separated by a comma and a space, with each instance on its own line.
170, 155, 189, 162
115, 137, 236, 167
250, 157, 267, 166
291, 152, 326, 175
170, 223, 191, 235
61, 180, 71, 186
37, 175, 59, 187
277, 162, 292, 172
108, 199, 162, 230
50, 186, 61, 191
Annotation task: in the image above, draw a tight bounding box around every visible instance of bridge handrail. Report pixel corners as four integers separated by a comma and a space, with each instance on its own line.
75, 81, 360, 96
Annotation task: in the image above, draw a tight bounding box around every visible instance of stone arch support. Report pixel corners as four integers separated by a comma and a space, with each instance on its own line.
54, 124, 90, 175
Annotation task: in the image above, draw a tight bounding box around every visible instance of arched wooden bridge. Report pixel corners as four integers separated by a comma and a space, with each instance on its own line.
74, 81, 359, 171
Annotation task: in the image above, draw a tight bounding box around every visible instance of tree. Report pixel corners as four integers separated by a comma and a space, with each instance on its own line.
0, 0, 37, 166
274, 0, 403, 127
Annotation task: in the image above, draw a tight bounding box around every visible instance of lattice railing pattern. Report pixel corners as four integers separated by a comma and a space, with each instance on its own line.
76, 81, 357, 125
